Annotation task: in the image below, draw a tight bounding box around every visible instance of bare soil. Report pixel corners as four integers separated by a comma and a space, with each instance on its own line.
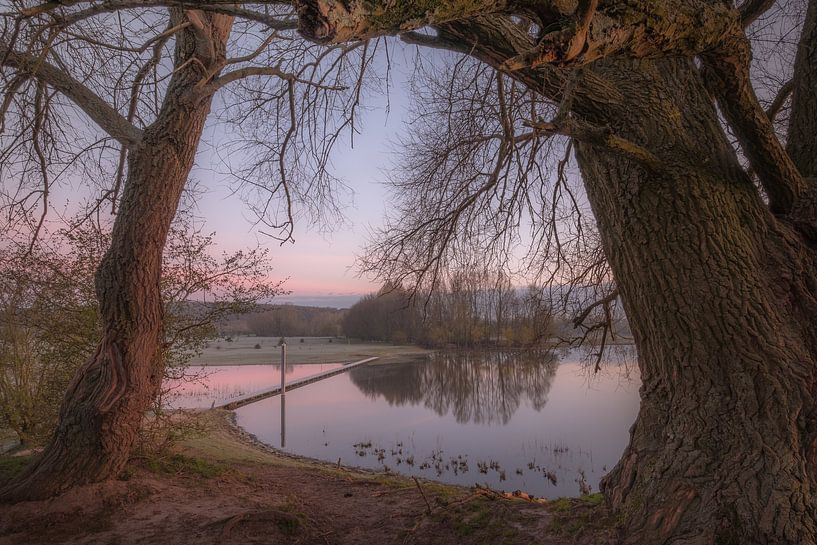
0, 411, 616, 545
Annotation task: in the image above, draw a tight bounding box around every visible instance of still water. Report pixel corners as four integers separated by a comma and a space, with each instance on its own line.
234, 349, 641, 498
164, 362, 344, 409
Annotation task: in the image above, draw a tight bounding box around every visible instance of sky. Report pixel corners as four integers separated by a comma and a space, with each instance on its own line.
6, 6, 797, 311
190, 49, 416, 308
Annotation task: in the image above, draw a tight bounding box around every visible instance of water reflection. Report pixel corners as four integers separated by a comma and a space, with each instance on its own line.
280, 393, 286, 448
235, 349, 641, 498
162, 362, 343, 409
349, 350, 558, 425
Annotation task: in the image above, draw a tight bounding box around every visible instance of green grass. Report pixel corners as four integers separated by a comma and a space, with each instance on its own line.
273, 502, 306, 536
547, 493, 615, 538
428, 496, 536, 542
144, 453, 226, 478
581, 492, 604, 505
0, 454, 33, 482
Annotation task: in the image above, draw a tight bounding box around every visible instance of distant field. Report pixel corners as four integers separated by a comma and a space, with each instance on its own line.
190, 336, 430, 366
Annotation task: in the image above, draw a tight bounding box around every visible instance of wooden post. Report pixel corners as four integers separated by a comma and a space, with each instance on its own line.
280, 342, 287, 395
280, 391, 286, 448
280, 342, 286, 448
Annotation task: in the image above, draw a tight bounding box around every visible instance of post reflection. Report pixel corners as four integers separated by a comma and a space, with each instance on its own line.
280, 393, 286, 448
349, 350, 558, 425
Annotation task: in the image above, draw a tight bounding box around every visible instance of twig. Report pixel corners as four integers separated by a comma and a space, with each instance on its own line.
412, 476, 432, 514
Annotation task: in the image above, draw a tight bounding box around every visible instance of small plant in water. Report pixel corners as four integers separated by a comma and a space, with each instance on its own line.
576, 470, 591, 495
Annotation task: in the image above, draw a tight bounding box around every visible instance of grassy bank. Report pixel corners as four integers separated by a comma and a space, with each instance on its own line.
0, 410, 616, 544
189, 336, 431, 366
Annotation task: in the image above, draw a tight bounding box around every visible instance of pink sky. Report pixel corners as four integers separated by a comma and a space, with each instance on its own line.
191, 65, 408, 303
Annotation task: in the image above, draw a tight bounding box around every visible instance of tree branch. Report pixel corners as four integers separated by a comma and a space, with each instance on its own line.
200, 65, 346, 96
0, 44, 142, 147
786, 0, 817, 179
739, 0, 777, 27
701, 33, 806, 214
294, 0, 742, 68
293, 0, 510, 43
400, 30, 472, 55
524, 118, 662, 172
572, 289, 618, 329
18, 2, 297, 32
766, 79, 793, 122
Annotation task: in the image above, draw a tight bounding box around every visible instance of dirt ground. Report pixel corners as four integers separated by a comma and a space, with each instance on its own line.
0, 411, 616, 545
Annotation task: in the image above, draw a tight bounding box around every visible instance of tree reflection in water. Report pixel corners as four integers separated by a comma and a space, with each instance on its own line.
349, 350, 558, 425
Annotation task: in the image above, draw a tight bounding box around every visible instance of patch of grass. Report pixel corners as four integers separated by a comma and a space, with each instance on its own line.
581, 492, 604, 505
430, 496, 534, 542
550, 497, 574, 512
265, 499, 309, 536
547, 493, 617, 539
144, 453, 225, 478
274, 507, 303, 535
374, 475, 410, 489
0, 454, 33, 482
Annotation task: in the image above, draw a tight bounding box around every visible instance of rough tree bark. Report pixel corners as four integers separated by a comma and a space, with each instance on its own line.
580, 57, 817, 545
787, 0, 817, 180
0, 10, 234, 501
292, 1, 817, 543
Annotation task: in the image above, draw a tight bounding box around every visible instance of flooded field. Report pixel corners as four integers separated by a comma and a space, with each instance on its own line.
163, 362, 344, 409
231, 348, 640, 498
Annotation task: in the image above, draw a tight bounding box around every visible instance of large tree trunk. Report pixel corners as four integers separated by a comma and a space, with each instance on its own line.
436, 10, 817, 544
348, 12, 817, 541
0, 11, 234, 502
576, 58, 817, 544
290, 1, 817, 542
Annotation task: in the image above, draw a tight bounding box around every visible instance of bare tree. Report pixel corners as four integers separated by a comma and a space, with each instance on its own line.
0, 1, 370, 500
360, 52, 616, 352
292, 0, 817, 543
0, 209, 280, 448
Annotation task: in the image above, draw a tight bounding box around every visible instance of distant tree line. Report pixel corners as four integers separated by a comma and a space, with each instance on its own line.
342, 273, 559, 348
219, 304, 346, 338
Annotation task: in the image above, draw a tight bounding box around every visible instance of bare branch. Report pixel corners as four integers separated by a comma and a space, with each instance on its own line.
701, 33, 806, 214
0, 44, 142, 147
766, 79, 793, 122
572, 289, 618, 329
20, 1, 297, 29
740, 0, 777, 27
524, 118, 661, 172
201, 65, 346, 95
295, 0, 742, 68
